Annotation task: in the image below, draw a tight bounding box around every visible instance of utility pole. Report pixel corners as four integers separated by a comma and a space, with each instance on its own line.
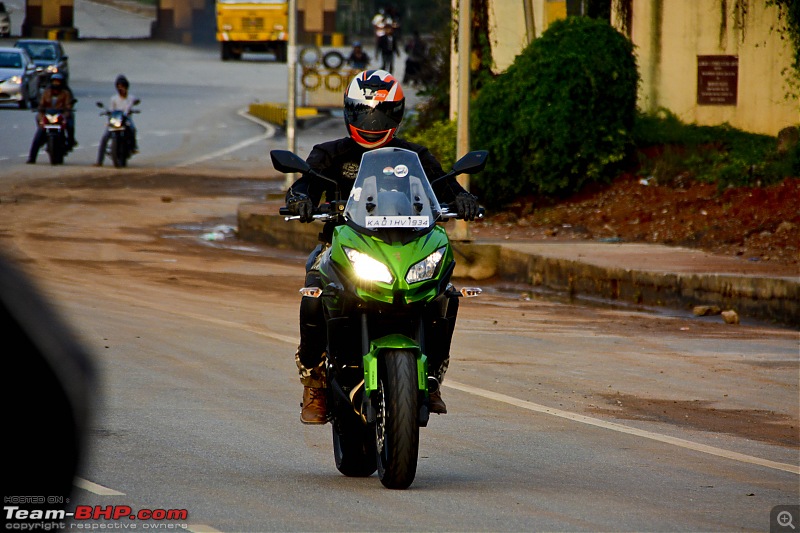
285, 0, 298, 189
451, 0, 471, 241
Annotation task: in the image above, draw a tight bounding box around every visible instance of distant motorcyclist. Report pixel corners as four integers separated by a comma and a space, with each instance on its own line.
284, 69, 480, 424
26, 73, 73, 164
94, 74, 139, 167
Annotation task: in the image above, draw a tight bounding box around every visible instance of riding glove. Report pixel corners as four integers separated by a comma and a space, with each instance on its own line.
454, 192, 480, 221
287, 192, 315, 223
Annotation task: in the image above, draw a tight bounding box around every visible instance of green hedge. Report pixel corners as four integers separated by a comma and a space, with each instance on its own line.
471, 17, 639, 206
634, 109, 799, 188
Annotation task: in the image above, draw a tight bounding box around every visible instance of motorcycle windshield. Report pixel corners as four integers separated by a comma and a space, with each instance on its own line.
344, 147, 442, 232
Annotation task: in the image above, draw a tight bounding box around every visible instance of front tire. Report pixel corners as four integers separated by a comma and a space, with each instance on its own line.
47, 135, 64, 165
376, 350, 420, 489
111, 135, 127, 168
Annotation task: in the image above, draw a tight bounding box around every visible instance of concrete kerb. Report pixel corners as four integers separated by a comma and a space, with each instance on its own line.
236, 203, 799, 327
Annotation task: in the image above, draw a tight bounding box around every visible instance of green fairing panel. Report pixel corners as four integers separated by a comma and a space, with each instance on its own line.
363, 334, 428, 394
330, 225, 453, 305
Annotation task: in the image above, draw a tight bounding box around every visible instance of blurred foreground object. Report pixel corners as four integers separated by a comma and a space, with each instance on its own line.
1, 252, 97, 500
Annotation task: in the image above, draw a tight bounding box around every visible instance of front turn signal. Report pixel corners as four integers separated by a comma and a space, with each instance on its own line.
299, 287, 322, 298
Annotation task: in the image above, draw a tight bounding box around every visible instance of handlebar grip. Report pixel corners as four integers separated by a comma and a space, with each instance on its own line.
279, 207, 291, 216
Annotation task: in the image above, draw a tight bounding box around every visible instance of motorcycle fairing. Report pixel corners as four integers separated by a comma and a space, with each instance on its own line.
324, 224, 454, 307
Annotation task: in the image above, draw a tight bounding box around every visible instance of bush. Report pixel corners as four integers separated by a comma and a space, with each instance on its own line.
633, 109, 798, 188
471, 17, 639, 206
401, 118, 457, 171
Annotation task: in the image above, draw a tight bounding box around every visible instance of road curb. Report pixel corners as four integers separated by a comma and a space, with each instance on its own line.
237, 202, 799, 327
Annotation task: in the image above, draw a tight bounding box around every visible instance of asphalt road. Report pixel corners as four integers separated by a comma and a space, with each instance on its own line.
1, 8, 798, 533
1, 166, 797, 532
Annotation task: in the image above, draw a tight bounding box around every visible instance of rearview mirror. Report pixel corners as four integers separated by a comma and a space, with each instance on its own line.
270, 150, 310, 174
452, 150, 488, 175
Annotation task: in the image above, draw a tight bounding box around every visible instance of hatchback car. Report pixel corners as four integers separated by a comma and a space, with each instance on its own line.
14, 39, 69, 84
0, 47, 40, 108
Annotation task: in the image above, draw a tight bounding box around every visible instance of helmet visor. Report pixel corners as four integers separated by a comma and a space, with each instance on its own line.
344, 99, 405, 134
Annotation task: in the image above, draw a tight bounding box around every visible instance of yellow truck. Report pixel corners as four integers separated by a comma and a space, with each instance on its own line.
216, 0, 288, 62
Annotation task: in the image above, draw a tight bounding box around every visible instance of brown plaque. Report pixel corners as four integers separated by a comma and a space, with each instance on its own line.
697, 55, 738, 105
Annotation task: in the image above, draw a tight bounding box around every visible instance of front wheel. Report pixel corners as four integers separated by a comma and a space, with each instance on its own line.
111, 135, 127, 168
47, 134, 64, 165
376, 349, 420, 489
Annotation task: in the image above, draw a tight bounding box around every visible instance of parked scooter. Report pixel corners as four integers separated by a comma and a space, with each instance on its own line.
272, 146, 487, 489
96, 99, 140, 168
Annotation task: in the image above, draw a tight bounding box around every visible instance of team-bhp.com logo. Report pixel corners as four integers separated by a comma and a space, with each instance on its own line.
5, 505, 189, 527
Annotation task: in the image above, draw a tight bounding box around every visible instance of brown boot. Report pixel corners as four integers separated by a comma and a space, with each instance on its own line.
429, 389, 447, 414
301, 386, 328, 424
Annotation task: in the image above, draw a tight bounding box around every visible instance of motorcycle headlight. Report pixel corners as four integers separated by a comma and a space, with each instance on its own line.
109, 117, 123, 128
344, 247, 393, 284
405, 247, 445, 284
46, 65, 58, 74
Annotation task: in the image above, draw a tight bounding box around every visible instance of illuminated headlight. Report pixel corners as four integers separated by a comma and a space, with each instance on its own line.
344, 247, 393, 284
109, 117, 123, 127
45, 113, 59, 123
273, 24, 285, 31
46, 65, 58, 74
222, 23, 233, 30
405, 247, 445, 284
9, 75, 22, 85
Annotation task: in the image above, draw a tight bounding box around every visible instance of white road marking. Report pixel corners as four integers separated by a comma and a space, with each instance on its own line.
445, 380, 799, 475
175, 108, 276, 167
74, 477, 125, 495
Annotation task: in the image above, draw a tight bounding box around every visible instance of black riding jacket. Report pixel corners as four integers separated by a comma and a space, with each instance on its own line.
286, 136, 470, 241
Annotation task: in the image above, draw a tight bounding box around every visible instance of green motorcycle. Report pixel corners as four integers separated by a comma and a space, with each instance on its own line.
272, 146, 487, 489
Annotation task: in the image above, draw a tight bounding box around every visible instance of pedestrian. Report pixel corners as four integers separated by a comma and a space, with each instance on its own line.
377, 25, 400, 74
346, 41, 370, 70
403, 31, 427, 85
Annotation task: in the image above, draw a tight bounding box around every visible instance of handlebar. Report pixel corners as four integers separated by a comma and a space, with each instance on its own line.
280, 204, 486, 221
438, 205, 486, 220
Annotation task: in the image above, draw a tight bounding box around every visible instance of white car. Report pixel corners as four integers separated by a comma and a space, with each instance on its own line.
0, 47, 41, 109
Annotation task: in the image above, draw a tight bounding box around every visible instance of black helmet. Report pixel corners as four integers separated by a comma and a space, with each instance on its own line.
115, 74, 129, 89
343, 69, 405, 149
50, 73, 64, 89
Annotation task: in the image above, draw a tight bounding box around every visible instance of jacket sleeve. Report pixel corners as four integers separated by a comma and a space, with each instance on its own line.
285, 139, 354, 205
285, 144, 331, 205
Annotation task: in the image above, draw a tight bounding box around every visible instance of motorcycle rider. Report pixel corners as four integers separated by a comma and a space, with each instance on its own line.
285, 69, 480, 424
94, 74, 139, 167
26, 73, 74, 164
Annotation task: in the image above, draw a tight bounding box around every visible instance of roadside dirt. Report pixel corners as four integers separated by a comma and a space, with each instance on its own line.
0, 170, 796, 450
472, 175, 800, 271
